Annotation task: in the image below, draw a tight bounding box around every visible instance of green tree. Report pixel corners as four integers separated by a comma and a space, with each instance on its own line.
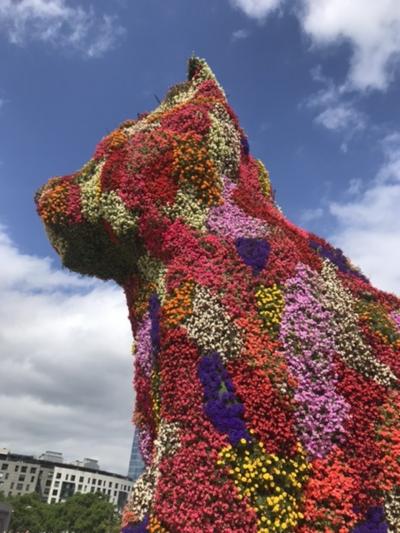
42, 501, 66, 533
62, 492, 120, 533
2, 491, 120, 533
6, 492, 47, 533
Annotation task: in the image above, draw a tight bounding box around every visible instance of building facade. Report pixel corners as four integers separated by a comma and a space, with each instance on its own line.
0, 449, 134, 510
47, 465, 132, 508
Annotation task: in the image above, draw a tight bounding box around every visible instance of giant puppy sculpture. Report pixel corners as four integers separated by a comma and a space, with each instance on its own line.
36, 58, 400, 532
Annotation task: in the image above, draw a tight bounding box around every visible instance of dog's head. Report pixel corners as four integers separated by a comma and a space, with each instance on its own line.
35, 57, 273, 284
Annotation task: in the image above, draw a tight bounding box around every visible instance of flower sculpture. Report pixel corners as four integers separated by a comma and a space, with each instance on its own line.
36, 57, 400, 532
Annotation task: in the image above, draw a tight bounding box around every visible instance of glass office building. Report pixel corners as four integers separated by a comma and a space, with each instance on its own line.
128, 428, 144, 481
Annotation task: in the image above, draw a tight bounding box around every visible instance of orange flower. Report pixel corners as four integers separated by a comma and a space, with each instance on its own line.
106, 128, 128, 150
37, 180, 70, 225
121, 510, 138, 527
149, 515, 169, 532
163, 281, 195, 328
172, 133, 222, 206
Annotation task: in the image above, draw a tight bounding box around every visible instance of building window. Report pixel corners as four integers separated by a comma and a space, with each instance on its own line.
79, 476, 84, 483
56, 473, 61, 479
30, 467, 37, 473
15, 465, 19, 472
5, 473, 9, 480
54, 481, 60, 488
1, 463, 8, 470
52, 489, 58, 495
10, 483, 14, 489
78, 484, 82, 490
97, 479, 101, 485
16, 483, 23, 490
26, 485, 30, 491
31, 475, 35, 482
18, 475, 25, 482
109, 481, 112, 487
46, 480, 52, 487
71, 475, 75, 481
65, 474, 69, 481
21, 466, 27, 473
90, 487, 95, 493
51, 498, 56, 504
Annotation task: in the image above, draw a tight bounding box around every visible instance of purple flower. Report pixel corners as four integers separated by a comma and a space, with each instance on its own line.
352, 507, 388, 533
241, 136, 250, 155
135, 314, 152, 376
391, 310, 400, 332
207, 177, 267, 239
280, 264, 350, 458
309, 239, 369, 283
198, 352, 250, 445
138, 426, 152, 465
121, 515, 149, 533
235, 237, 270, 275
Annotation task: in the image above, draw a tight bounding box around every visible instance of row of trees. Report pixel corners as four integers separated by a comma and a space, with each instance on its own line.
1, 492, 121, 533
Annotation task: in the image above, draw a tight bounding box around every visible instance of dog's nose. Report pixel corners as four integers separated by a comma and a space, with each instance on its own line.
35, 175, 82, 226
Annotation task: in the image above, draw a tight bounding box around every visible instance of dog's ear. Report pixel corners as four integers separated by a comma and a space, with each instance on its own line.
162, 56, 228, 111
188, 56, 221, 84
187, 56, 227, 99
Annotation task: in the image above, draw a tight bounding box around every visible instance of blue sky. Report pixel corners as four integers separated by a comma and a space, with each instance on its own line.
1, 0, 400, 475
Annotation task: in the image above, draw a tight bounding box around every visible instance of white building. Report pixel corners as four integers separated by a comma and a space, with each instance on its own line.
47, 465, 135, 508
0, 449, 135, 510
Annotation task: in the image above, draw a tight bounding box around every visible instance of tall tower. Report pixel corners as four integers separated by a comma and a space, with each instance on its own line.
128, 427, 144, 481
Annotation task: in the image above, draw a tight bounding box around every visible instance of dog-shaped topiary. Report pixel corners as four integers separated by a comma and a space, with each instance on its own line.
36, 57, 400, 533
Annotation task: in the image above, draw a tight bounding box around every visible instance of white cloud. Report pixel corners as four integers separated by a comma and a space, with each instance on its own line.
0, 225, 134, 475
299, 0, 400, 91
347, 177, 363, 196
304, 68, 366, 146
329, 133, 400, 295
232, 0, 400, 92
0, 227, 92, 292
230, 0, 284, 19
0, 0, 125, 58
314, 104, 364, 133
300, 206, 323, 222
232, 28, 250, 41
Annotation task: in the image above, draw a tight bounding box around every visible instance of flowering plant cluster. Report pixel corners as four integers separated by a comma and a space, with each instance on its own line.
218, 438, 310, 532
36, 57, 400, 532
198, 352, 250, 445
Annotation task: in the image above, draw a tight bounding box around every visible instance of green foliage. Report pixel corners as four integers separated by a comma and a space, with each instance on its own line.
356, 298, 400, 345
45, 217, 143, 285
4, 493, 46, 533
2, 491, 120, 533
63, 492, 119, 533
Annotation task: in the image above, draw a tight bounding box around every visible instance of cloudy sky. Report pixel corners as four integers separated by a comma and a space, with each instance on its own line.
0, 0, 399, 475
